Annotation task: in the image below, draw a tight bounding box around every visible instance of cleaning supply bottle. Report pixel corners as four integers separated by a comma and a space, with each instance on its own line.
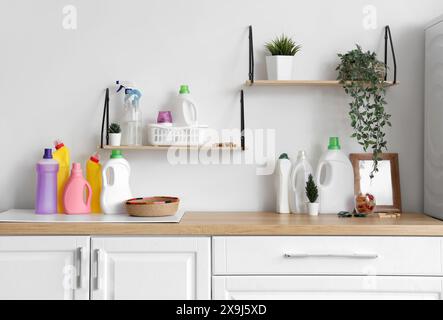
276, 153, 292, 214
86, 153, 102, 213
289, 151, 313, 214
63, 163, 92, 214
53, 140, 70, 213
122, 87, 143, 146
101, 150, 132, 214
35, 149, 59, 214
316, 137, 355, 214
174, 85, 198, 126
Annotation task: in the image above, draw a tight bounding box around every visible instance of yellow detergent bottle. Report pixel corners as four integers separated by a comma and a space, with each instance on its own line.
53, 140, 70, 213
86, 153, 102, 213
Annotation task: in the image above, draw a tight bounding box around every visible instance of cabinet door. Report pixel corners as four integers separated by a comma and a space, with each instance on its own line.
213, 276, 443, 300
91, 237, 211, 300
0, 236, 90, 300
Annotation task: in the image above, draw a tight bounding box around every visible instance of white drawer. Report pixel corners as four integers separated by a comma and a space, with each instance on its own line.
213, 237, 443, 276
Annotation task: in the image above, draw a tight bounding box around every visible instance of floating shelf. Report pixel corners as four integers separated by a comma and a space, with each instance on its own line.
99, 145, 242, 151
245, 80, 398, 87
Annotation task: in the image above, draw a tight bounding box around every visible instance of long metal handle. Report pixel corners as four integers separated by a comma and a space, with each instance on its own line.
76, 247, 86, 289
284, 253, 379, 260
95, 249, 104, 290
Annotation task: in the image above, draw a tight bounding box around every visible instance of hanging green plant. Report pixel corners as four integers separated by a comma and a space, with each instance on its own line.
336, 45, 392, 178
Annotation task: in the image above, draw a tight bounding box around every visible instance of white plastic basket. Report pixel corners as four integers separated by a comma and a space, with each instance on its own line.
147, 124, 208, 146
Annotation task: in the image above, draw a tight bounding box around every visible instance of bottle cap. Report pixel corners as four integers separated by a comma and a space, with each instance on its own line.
111, 150, 123, 159
328, 137, 341, 150
279, 153, 290, 160
179, 85, 190, 94
90, 153, 100, 163
54, 140, 64, 150
43, 148, 53, 159
72, 163, 81, 171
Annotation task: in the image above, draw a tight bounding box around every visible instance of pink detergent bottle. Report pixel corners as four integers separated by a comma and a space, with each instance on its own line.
35, 148, 59, 214
63, 163, 92, 214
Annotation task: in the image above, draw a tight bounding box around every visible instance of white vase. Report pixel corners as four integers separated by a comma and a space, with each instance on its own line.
109, 133, 122, 146
308, 203, 319, 216
266, 56, 294, 80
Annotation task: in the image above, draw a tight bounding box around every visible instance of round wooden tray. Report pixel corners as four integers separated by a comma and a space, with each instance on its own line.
126, 197, 180, 217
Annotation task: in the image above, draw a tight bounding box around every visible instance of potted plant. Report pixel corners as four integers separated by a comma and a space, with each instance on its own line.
337, 45, 391, 178
305, 174, 319, 216
265, 34, 301, 80
109, 123, 122, 146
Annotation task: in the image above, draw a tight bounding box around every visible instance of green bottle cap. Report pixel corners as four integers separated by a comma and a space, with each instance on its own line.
279, 153, 290, 160
179, 85, 190, 94
111, 150, 124, 159
328, 137, 341, 150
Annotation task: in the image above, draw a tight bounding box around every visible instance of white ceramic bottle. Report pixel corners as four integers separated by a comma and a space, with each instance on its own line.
316, 137, 355, 214
174, 85, 198, 126
289, 151, 313, 214
101, 150, 132, 214
276, 153, 292, 214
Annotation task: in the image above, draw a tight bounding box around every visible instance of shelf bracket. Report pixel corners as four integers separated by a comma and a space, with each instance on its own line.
100, 88, 110, 148
248, 25, 254, 83
384, 25, 397, 84
240, 90, 246, 151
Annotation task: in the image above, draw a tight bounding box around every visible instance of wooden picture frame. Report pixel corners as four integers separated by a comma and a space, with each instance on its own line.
350, 153, 402, 213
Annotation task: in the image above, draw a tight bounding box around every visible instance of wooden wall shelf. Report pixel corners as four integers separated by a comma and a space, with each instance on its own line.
245, 80, 398, 87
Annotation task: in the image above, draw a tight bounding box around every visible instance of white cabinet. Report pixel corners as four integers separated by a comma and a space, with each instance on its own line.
213, 276, 443, 300
213, 236, 443, 301
213, 237, 443, 276
0, 236, 90, 300
90, 237, 211, 300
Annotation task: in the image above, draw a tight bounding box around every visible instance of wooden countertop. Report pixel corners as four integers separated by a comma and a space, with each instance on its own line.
0, 212, 443, 236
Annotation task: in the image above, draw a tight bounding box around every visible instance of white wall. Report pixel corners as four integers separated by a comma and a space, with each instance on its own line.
1, 0, 442, 212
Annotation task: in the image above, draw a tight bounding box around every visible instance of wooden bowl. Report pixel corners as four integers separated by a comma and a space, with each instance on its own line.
126, 197, 180, 217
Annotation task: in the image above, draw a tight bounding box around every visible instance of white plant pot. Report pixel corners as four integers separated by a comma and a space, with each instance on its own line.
109, 133, 122, 146
266, 55, 294, 80
308, 203, 320, 216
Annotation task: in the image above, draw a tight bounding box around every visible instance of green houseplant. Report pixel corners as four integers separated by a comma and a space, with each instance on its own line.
336, 45, 391, 178
305, 174, 319, 216
109, 122, 122, 146
265, 34, 301, 80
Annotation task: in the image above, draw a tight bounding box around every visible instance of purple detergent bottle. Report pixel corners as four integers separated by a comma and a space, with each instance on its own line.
35, 148, 59, 214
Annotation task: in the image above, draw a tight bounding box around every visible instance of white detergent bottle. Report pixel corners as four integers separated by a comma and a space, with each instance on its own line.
174, 85, 198, 126
316, 137, 355, 214
289, 151, 313, 214
101, 150, 132, 214
276, 153, 292, 214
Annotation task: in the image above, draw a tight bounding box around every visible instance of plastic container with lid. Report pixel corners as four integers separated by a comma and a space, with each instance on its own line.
289, 151, 313, 214
53, 140, 70, 213
276, 153, 292, 214
86, 153, 102, 213
35, 149, 59, 214
63, 163, 92, 214
316, 137, 355, 214
101, 150, 132, 215
121, 87, 143, 146
174, 85, 198, 127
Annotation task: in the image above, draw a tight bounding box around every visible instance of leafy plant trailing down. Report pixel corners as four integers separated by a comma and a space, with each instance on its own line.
109, 123, 121, 134
305, 174, 319, 203
265, 34, 302, 56
336, 45, 391, 178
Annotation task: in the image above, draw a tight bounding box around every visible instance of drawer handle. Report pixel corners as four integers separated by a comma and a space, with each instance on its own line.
284, 253, 379, 259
